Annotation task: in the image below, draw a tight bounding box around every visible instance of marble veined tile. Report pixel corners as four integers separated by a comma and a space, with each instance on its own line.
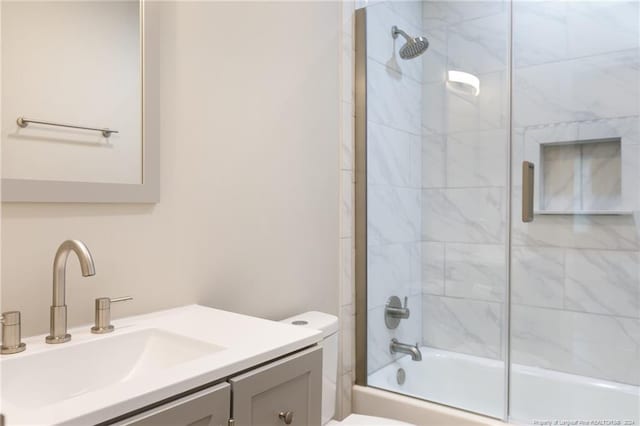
511, 246, 564, 309
422, 187, 506, 244
422, 27, 447, 84
421, 131, 446, 188
340, 305, 355, 374
513, 1, 640, 67
341, 101, 354, 170
513, 49, 640, 128
422, 294, 503, 359
340, 238, 354, 308
422, 17, 447, 33
446, 129, 507, 188
367, 59, 421, 135
421, 241, 444, 295
512, 185, 640, 250
512, 304, 640, 385
578, 117, 640, 211
513, 1, 568, 68
581, 141, 622, 211
368, 242, 421, 309
368, 185, 421, 247
341, 170, 354, 239
423, 1, 506, 26
342, 33, 355, 105
621, 143, 640, 211
578, 116, 639, 146
385, 0, 423, 32
444, 243, 506, 303
511, 128, 525, 186
567, 1, 639, 60
368, 122, 421, 188
541, 143, 581, 211
524, 122, 579, 147
565, 249, 640, 318
422, 82, 446, 135
447, 12, 509, 75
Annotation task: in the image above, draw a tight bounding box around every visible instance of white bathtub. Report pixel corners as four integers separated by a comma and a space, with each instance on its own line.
365, 347, 640, 425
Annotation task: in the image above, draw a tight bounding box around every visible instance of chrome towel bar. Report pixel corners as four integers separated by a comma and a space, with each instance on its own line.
16, 116, 118, 138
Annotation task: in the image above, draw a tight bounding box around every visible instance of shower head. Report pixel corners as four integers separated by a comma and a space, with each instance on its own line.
392, 25, 429, 60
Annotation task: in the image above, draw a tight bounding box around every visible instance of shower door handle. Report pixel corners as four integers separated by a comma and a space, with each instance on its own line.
522, 161, 535, 223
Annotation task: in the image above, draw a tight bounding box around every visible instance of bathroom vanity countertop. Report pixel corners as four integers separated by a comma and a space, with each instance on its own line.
0, 304, 322, 425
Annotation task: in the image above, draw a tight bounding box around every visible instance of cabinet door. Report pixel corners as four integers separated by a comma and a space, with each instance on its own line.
230, 346, 322, 426
112, 382, 230, 426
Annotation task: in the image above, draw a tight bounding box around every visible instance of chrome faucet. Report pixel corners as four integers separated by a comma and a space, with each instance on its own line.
390, 338, 422, 361
46, 240, 95, 344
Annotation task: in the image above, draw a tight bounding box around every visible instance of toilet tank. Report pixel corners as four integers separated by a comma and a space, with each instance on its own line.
280, 311, 339, 425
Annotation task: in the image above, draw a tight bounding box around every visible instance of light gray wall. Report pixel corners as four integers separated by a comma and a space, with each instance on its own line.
1, 1, 340, 337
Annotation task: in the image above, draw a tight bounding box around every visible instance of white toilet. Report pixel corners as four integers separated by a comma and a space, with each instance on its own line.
281, 311, 413, 426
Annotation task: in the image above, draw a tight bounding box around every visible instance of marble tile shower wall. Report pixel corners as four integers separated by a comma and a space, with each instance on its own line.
420, 1, 509, 361
511, 1, 640, 386
419, 0, 640, 386
338, 0, 356, 418
366, 1, 424, 375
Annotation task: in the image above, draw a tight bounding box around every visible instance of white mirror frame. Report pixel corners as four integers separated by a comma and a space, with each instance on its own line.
1, 1, 159, 203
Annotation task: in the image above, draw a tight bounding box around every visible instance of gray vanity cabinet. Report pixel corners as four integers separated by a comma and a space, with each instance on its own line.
229, 346, 322, 426
109, 346, 321, 426
113, 383, 230, 426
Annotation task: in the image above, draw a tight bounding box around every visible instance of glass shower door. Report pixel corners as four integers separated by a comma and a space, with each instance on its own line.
358, 0, 639, 422
358, 0, 510, 418
509, 1, 640, 423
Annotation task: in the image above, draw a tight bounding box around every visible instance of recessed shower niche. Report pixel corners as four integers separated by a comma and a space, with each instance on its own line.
539, 138, 625, 214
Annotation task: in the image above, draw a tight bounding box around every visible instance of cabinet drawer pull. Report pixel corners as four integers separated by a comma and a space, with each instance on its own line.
279, 411, 294, 424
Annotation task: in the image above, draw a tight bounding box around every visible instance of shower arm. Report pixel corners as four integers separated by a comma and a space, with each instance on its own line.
391, 26, 411, 42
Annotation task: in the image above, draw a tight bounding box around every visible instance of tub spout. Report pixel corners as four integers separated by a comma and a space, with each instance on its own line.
390, 338, 422, 361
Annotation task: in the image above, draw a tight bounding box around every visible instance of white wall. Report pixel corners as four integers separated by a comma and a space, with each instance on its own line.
1, 1, 340, 337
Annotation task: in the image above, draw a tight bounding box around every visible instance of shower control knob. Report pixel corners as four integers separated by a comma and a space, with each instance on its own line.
385, 295, 410, 329
279, 411, 294, 424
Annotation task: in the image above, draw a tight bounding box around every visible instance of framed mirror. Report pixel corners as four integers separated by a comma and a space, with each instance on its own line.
1, 0, 158, 203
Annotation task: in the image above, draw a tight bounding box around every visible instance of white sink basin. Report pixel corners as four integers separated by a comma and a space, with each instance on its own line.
0, 305, 321, 425
2, 328, 224, 409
